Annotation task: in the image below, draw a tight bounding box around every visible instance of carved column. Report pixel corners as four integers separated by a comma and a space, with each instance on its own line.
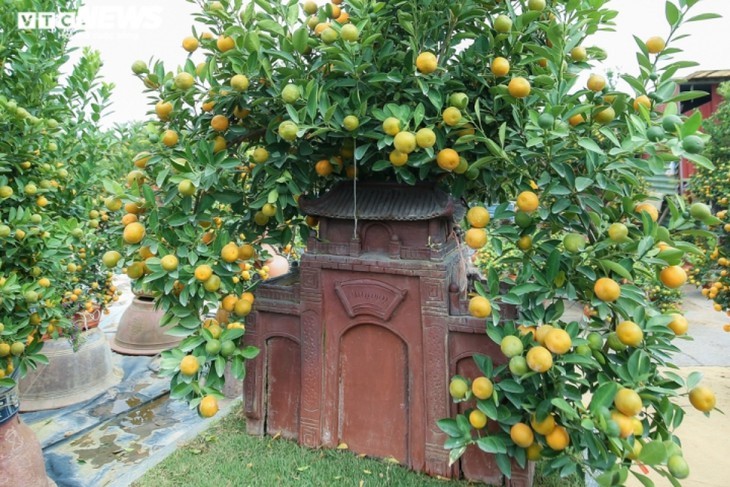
298, 263, 324, 447
244, 309, 264, 435
420, 268, 452, 477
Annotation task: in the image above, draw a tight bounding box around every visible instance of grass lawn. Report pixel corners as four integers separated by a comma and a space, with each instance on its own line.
133, 404, 583, 487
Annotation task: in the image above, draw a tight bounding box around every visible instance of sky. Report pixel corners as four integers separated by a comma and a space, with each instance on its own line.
65, 0, 730, 128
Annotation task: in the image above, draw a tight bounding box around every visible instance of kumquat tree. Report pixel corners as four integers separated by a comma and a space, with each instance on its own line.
104, 0, 722, 484
1, 0, 123, 384
690, 82, 730, 319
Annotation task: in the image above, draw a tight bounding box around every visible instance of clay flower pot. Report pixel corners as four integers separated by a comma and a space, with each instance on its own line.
111, 295, 181, 355
18, 328, 121, 412
72, 305, 102, 331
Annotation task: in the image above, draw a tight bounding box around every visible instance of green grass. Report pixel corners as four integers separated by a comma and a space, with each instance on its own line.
133, 405, 583, 487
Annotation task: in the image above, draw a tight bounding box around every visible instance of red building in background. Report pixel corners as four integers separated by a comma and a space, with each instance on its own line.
679, 70, 730, 186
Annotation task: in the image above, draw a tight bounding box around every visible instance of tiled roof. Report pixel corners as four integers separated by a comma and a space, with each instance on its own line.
299, 182, 461, 221
683, 70, 730, 82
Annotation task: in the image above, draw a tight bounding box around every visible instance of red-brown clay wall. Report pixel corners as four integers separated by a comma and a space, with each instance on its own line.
244, 223, 533, 486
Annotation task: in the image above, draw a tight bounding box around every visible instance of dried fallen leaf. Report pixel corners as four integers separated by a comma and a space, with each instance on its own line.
384, 456, 399, 465
246, 463, 253, 469
357, 453, 367, 458
363, 469, 372, 475
272, 432, 281, 440
359, 481, 364, 487
337, 442, 349, 450
296, 466, 310, 472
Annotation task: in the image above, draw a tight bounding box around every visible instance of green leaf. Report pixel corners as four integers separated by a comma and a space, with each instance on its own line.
598, 259, 632, 280
575, 177, 593, 192
456, 414, 472, 435
546, 250, 560, 283
473, 354, 494, 377
244, 31, 261, 52
142, 184, 156, 207
638, 440, 667, 466
485, 139, 508, 160
680, 110, 703, 136
241, 346, 260, 359
448, 446, 467, 467
413, 103, 425, 127
551, 398, 578, 419
596, 471, 618, 487
631, 470, 656, 487
292, 28, 308, 54
667, 90, 707, 103
170, 382, 193, 399
578, 138, 605, 154
665, 1, 680, 26
686, 371, 702, 389
33, 354, 49, 365
686, 12, 722, 22
637, 236, 655, 257
427, 89, 442, 110
354, 143, 371, 161
512, 283, 543, 295
581, 418, 595, 430
444, 435, 467, 448
215, 356, 226, 377
231, 356, 245, 379
476, 436, 507, 454
253, 0, 274, 14
495, 453, 512, 478
437, 418, 462, 437
257, 19, 285, 36
590, 382, 619, 412
498, 379, 524, 394
477, 398, 499, 419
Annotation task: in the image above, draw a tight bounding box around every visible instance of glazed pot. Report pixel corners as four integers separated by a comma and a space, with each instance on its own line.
0, 374, 56, 487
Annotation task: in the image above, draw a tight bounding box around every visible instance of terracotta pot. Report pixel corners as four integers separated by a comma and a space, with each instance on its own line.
111, 295, 182, 355
18, 327, 121, 411
0, 378, 56, 487
72, 305, 102, 331
132, 288, 159, 298
41, 306, 103, 341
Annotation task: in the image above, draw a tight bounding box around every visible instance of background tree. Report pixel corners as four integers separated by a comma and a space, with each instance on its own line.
690, 81, 730, 317
0, 0, 124, 381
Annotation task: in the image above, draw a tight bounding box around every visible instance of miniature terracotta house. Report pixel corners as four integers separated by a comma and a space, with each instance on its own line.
244, 182, 533, 485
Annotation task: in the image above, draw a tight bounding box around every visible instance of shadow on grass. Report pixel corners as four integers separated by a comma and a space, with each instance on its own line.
133, 404, 583, 487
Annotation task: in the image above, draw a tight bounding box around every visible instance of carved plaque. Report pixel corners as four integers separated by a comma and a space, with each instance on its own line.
334, 279, 407, 321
